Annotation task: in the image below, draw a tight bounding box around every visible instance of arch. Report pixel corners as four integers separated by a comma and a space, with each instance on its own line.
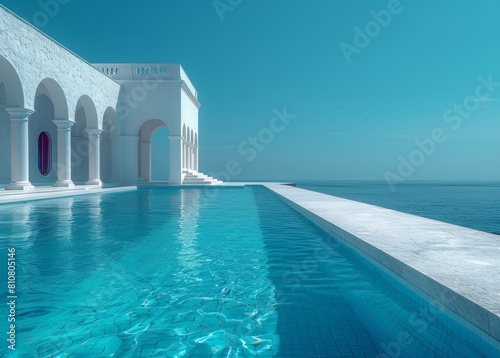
187, 126, 191, 142
195, 133, 198, 146
190, 129, 194, 144
71, 95, 98, 183
35, 78, 68, 120
101, 107, 118, 182
0, 55, 24, 107
138, 119, 168, 182
182, 123, 186, 139
151, 126, 171, 181
75, 95, 99, 129
102, 106, 119, 136
29, 79, 66, 183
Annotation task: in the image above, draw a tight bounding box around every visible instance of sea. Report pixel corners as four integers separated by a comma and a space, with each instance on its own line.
294, 180, 500, 235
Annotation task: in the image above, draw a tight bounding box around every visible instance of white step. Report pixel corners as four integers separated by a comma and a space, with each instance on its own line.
182, 170, 223, 185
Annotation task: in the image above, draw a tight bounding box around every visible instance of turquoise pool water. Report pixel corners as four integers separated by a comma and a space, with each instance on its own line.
0, 187, 497, 357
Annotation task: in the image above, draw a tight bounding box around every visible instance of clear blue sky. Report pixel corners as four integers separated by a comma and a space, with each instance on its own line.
2, 0, 499, 181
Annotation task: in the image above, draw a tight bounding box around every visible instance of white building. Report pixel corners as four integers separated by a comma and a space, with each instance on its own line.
0, 5, 220, 191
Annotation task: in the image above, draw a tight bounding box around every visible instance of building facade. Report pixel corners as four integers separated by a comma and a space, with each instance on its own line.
0, 5, 217, 190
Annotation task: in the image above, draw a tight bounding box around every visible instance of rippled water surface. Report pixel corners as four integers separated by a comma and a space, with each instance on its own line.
0, 187, 497, 357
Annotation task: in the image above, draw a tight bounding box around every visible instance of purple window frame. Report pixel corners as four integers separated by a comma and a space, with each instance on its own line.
38, 131, 51, 176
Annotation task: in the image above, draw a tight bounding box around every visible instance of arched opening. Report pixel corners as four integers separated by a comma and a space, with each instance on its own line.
186, 126, 191, 170
194, 132, 198, 171
101, 107, 118, 183
0, 79, 10, 184
151, 127, 170, 181
30, 78, 67, 184
38, 131, 51, 176
190, 129, 195, 169
0, 55, 24, 184
0, 55, 24, 108
72, 95, 98, 184
138, 119, 169, 182
182, 124, 187, 169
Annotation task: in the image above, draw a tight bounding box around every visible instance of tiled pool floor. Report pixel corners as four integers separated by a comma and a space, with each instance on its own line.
265, 183, 500, 355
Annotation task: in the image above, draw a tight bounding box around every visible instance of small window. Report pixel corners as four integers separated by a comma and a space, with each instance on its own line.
38, 132, 51, 176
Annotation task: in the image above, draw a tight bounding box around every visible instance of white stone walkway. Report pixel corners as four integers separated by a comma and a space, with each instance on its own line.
0, 185, 136, 204
265, 183, 500, 348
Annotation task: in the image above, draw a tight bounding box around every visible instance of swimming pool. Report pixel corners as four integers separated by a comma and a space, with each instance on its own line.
0, 187, 497, 357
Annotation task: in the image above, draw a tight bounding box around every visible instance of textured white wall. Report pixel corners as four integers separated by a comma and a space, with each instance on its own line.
181, 89, 199, 141
118, 85, 182, 136
0, 5, 120, 126
0, 5, 202, 185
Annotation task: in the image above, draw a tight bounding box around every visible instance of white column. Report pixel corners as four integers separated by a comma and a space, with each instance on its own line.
194, 144, 199, 171
53, 119, 75, 188
168, 135, 183, 184
182, 141, 186, 169
191, 146, 195, 170
6, 108, 35, 191
184, 142, 188, 170
85, 129, 102, 186
141, 141, 152, 182
188, 145, 192, 170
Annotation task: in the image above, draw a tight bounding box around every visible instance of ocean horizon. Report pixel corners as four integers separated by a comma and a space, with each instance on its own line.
233, 180, 500, 235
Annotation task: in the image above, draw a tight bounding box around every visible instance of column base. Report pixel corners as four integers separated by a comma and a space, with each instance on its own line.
5, 182, 35, 191
168, 177, 182, 185
86, 179, 102, 187
53, 180, 75, 189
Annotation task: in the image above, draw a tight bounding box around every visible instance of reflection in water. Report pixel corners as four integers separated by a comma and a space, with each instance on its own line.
85, 194, 103, 241
0, 201, 33, 246
177, 188, 201, 277
0, 189, 280, 357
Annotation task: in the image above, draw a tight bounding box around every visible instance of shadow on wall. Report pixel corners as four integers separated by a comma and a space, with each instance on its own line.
0, 82, 11, 184
151, 126, 170, 181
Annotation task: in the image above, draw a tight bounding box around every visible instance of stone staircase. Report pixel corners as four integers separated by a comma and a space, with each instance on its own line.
182, 169, 223, 185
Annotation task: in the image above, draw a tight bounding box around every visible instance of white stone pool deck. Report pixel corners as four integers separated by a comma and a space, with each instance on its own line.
0, 182, 293, 204
264, 183, 500, 349
0, 185, 137, 204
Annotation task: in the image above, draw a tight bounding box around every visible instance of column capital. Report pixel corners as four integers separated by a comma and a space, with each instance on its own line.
5, 107, 35, 120
53, 119, 75, 129
85, 128, 103, 138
